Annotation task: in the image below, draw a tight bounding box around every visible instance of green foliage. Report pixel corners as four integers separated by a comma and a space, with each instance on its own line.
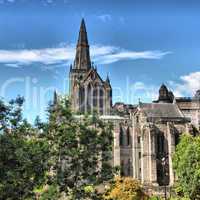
0, 97, 50, 200
173, 134, 200, 200
0, 96, 114, 199
38, 184, 60, 200
43, 96, 114, 199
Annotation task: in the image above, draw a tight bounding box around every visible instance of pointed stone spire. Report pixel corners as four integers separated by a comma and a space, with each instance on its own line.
77, 18, 88, 46
106, 73, 110, 84
73, 18, 91, 70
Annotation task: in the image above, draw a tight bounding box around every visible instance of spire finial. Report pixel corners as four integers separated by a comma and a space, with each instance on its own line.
106, 73, 110, 83
81, 17, 85, 24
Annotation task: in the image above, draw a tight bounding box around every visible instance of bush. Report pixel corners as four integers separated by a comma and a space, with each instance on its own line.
103, 176, 148, 200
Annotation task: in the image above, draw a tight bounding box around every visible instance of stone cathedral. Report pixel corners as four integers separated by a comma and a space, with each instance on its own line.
68, 19, 200, 194
69, 19, 112, 115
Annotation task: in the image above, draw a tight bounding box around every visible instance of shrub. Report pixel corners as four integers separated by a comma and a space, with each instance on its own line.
103, 176, 148, 200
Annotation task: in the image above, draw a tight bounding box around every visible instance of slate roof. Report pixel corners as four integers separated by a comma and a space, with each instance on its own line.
139, 103, 185, 119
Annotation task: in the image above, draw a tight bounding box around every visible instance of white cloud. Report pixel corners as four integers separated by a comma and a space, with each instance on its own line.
93, 49, 171, 64
0, 44, 170, 68
168, 71, 200, 97
4, 63, 22, 68
131, 71, 200, 103
98, 14, 112, 22
0, 45, 75, 66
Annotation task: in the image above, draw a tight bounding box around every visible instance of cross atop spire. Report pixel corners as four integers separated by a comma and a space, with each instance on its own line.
73, 18, 91, 70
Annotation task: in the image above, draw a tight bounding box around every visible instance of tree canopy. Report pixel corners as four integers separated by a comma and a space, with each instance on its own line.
45, 96, 114, 199
0, 97, 50, 200
0, 96, 114, 199
173, 134, 200, 200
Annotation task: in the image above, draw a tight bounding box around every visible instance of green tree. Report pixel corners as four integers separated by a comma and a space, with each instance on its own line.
45, 97, 114, 199
173, 134, 200, 200
0, 97, 50, 200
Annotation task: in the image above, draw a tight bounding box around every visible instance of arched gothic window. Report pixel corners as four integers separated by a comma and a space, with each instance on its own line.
119, 126, 123, 146
93, 83, 98, 109
127, 127, 130, 146
174, 130, 179, 146
156, 132, 165, 158
109, 89, 112, 107
79, 86, 85, 112
87, 83, 92, 113
99, 88, 104, 114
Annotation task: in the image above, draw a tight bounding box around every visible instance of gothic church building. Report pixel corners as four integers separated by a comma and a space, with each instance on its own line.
68, 19, 200, 194
69, 19, 112, 115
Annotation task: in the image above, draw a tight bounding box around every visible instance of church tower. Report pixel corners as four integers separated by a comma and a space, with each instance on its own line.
153, 84, 174, 103
69, 19, 112, 115
74, 18, 91, 70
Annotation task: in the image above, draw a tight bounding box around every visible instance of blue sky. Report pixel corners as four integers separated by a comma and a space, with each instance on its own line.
0, 0, 200, 122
